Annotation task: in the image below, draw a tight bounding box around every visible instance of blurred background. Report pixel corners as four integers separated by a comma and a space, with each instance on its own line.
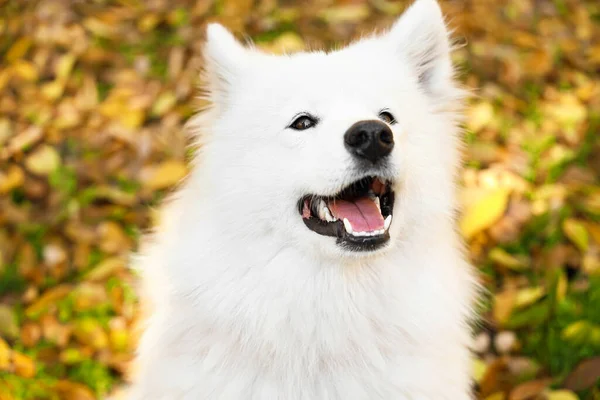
0, 0, 599, 399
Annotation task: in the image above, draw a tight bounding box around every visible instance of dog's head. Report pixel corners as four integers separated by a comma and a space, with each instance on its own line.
193, 0, 464, 259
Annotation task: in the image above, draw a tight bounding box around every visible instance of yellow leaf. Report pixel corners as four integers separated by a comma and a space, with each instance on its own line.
544, 94, 587, 130
590, 326, 600, 345
0, 337, 10, 371
151, 92, 178, 117
54, 105, 82, 130
472, 358, 488, 384
56, 53, 77, 80
138, 13, 161, 32
84, 257, 125, 282
515, 287, 545, 309
547, 390, 579, 400
5, 37, 32, 63
54, 380, 96, 400
72, 283, 108, 312
260, 32, 305, 55
41, 80, 66, 101
589, 45, 600, 65
582, 191, 600, 214
12, 351, 36, 378
73, 318, 109, 350
583, 254, 600, 276
556, 271, 568, 302
563, 219, 589, 252
25, 284, 73, 318
562, 320, 591, 342
467, 102, 494, 132
489, 247, 528, 270
460, 189, 510, 239
584, 222, 600, 246
141, 161, 188, 190
0, 305, 18, 339
0, 118, 11, 146
11, 60, 38, 81
493, 289, 516, 325
83, 17, 114, 37
118, 109, 145, 129
0, 69, 11, 92
318, 4, 371, 23
0, 165, 24, 194
90, 185, 136, 206
24, 145, 61, 176
59, 348, 87, 365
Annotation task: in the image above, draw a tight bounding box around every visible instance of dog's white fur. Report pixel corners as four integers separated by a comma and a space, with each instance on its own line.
128, 1, 477, 398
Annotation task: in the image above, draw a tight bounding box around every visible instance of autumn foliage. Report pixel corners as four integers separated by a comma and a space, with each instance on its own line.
0, 0, 599, 399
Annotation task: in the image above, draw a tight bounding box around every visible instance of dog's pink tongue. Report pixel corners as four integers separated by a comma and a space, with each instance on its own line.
328, 197, 384, 232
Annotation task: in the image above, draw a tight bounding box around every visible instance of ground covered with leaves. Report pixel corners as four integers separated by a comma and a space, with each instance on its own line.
0, 0, 599, 399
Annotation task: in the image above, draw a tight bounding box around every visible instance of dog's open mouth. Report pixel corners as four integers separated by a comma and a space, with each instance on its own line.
298, 176, 394, 251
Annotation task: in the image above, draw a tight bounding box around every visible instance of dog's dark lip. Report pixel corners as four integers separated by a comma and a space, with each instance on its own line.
297, 176, 395, 252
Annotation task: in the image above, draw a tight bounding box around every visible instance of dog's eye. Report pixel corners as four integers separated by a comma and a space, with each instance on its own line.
378, 110, 396, 125
289, 115, 317, 131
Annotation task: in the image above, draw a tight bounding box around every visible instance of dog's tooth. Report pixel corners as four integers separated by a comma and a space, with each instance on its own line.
384, 215, 392, 230
317, 199, 327, 220
343, 218, 353, 234
323, 205, 336, 222
374, 196, 381, 212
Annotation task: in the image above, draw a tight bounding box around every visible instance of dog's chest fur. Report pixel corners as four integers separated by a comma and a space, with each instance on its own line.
131, 235, 474, 400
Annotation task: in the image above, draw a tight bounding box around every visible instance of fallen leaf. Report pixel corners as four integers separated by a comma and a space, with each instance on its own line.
24, 145, 61, 176
563, 219, 589, 252
84, 257, 125, 282
467, 102, 495, 132
53, 380, 95, 400
73, 318, 109, 350
564, 357, 600, 391
546, 390, 579, 400
473, 358, 489, 384
318, 4, 371, 23
12, 351, 36, 378
494, 289, 517, 325
20, 322, 42, 348
0, 305, 19, 340
508, 378, 551, 400
0, 338, 10, 371
25, 284, 73, 318
460, 189, 511, 239
151, 92, 178, 116
515, 287, 545, 309
140, 160, 188, 190
489, 247, 529, 271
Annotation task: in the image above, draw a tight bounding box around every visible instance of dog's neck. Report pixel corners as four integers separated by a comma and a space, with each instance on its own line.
144, 183, 466, 308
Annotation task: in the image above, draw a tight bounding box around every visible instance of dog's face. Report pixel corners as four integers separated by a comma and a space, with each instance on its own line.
196, 0, 463, 259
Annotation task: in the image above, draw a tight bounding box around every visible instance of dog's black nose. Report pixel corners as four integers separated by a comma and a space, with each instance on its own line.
344, 120, 394, 164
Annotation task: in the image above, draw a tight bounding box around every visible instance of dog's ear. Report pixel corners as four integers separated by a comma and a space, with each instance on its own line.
387, 0, 454, 97
202, 24, 248, 104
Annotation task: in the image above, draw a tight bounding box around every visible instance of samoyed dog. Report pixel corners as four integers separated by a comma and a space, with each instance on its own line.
128, 0, 477, 398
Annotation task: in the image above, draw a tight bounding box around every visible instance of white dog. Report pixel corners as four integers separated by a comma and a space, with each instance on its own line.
128, 0, 477, 398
